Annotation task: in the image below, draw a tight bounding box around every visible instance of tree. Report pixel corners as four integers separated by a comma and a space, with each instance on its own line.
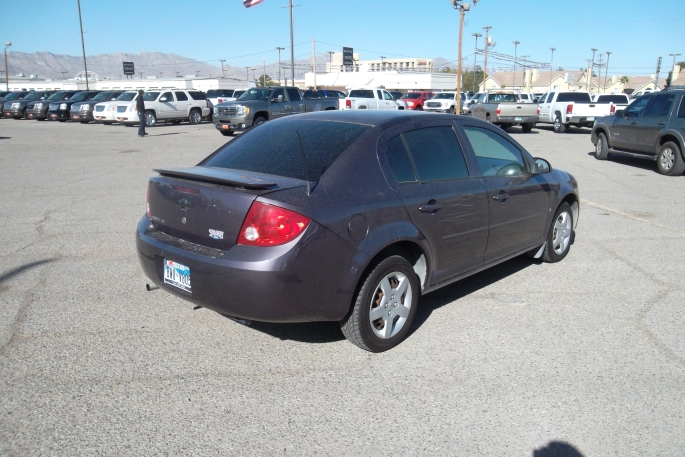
258, 74, 276, 87
461, 68, 484, 92
619, 76, 629, 85
557, 67, 564, 71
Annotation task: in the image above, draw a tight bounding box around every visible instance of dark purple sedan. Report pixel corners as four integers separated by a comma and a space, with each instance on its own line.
137, 110, 579, 352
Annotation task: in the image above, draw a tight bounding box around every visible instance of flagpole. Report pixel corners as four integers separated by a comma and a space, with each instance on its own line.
289, 0, 295, 87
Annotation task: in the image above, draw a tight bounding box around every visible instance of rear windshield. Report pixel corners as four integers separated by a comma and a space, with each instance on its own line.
349, 90, 374, 99
556, 92, 591, 103
203, 120, 371, 181
188, 91, 206, 100
116, 92, 137, 101
595, 95, 628, 104
402, 93, 421, 99
143, 92, 160, 101
488, 94, 517, 102
303, 90, 322, 98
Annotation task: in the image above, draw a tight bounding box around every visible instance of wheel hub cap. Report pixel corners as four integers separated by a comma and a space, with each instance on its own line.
552, 211, 572, 255
661, 149, 674, 169
369, 272, 412, 339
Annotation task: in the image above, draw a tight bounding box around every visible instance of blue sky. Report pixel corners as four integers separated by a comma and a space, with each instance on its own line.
2, 0, 684, 76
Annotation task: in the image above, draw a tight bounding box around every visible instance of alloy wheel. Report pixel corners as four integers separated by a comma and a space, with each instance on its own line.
660, 148, 674, 170
552, 211, 572, 255
368, 272, 412, 339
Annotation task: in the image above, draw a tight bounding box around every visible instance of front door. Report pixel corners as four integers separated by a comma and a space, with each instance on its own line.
382, 90, 396, 109
269, 88, 288, 119
539, 92, 554, 122
157, 92, 176, 119
380, 124, 489, 284
460, 124, 551, 263
613, 95, 652, 149
634, 93, 677, 153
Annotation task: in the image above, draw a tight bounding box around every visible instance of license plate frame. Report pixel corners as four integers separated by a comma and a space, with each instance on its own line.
163, 259, 191, 293
515, 116, 523, 121
587, 116, 595, 121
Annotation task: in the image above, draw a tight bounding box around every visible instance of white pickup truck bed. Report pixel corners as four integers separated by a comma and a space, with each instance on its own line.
538, 91, 615, 133
343, 89, 398, 110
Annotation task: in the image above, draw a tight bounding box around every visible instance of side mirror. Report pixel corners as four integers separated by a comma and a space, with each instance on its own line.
160, 96, 168, 102
615, 110, 624, 118
532, 158, 551, 175
271, 94, 283, 103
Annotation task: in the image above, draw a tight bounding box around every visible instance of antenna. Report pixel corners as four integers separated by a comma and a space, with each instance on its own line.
296, 128, 311, 196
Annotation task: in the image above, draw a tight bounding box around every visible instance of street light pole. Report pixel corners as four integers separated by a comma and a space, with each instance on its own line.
549, 47, 556, 92
513, 41, 520, 90
589, 48, 598, 93
77, 0, 89, 90
276, 47, 285, 84
482, 25, 491, 89
327, 51, 334, 73
472, 32, 482, 93
245, 67, 251, 83
4, 42, 11, 90
219, 59, 225, 78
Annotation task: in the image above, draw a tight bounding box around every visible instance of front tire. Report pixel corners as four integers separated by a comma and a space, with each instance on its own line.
595, 132, 610, 160
542, 203, 573, 263
340, 256, 419, 352
253, 116, 266, 127
656, 141, 685, 176
553, 115, 567, 133
144, 111, 157, 127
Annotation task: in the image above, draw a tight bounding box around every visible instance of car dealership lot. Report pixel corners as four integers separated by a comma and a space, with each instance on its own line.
0, 121, 683, 455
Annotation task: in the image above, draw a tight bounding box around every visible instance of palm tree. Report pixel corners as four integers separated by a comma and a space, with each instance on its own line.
619, 75, 629, 85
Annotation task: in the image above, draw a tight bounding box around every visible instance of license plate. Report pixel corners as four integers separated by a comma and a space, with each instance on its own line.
28, 114, 33, 118
73, 115, 79, 120
222, 124, 229, 130
587, 117, 595, 121
119, 118, 124, 122
164, 259, 191, 293
97, 117, 102, 120
51, 114, 56, 118
515, 116, 523, 121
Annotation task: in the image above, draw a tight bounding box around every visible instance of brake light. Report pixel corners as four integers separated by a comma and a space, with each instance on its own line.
146, 182, 152, 220
610, 103, 615, 114
237, 201, 310, 246
346, 99, 351, 108
537, 106, 541, 115
496, 105, 501, 115
566, 104, 573, 114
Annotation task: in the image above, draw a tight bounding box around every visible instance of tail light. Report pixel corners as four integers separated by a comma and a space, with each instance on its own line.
537, 106, 541, 115
496, 105, 501, 115
610, 103, 616, 114
345, 99, 351, 108
237, 201, 310, 247
566, 104, 573, 114
206, 100, 209, 108
146, 182, 152, 220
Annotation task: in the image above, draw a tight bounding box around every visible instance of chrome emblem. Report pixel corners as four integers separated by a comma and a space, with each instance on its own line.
181, 217, 187, 224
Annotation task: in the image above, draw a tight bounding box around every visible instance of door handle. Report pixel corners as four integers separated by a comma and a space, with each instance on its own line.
418, 203, 443, 213
493, 193, 510, 201
658, 121, 666, 125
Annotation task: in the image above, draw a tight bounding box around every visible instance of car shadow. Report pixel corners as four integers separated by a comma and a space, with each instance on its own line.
235, 319, 346, 344
536, 125, 591, 134
0, 136, 10, 140
585, 151, 658, 173
533, 440, 585, 457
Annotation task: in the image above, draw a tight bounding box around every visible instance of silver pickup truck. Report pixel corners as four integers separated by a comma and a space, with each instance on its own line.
213, 86, 338, 136
467, 91, 539, 132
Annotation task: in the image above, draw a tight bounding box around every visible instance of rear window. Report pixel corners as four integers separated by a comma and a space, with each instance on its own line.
349, 90, 374, 99
203, 120, 371, 181
556, 92, 591, 103
188, 91, 206, 100
595, 95, 629, 104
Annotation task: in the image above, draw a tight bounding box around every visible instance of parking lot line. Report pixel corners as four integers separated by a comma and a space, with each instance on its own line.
583, 199, 685, 237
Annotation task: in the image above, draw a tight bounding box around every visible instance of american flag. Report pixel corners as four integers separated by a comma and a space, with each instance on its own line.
243, 0, 264, 7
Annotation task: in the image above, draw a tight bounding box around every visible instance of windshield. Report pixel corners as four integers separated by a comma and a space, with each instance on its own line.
143, 92, 160, 101
402, 93, 421, 99
596, 95, 628, 104
92, 92, 111, 101
203, 119, 371, 181
433, 93, 455, 100
4, 92, 23, 100
116, 92, 137, 101
237, 88, 272, 101
24, 92, 40, 101
68, 91, 88, 102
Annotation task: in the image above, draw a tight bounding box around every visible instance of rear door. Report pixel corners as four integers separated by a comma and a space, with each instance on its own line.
634, 93, 677, 153
459, 122, 551, 263
174, 91, 191, 117
378, 122, 489, 284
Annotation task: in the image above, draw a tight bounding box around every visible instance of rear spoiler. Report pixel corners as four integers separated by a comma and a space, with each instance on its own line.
154, 167, 277, 189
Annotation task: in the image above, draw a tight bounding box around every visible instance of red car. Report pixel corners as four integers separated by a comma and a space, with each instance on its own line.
399, 91, 434, 110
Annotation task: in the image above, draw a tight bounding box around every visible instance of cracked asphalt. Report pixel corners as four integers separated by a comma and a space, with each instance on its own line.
0, 118, 683, 456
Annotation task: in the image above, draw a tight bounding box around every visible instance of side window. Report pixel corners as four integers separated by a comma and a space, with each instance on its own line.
385, 136, 416, 183
625, 96, 652, 118
462, 126, 528, 177
286, 88, 301, 102
383, 91, 393, 101
161, 92, 174, 102
187, 91, 206, 100
271, 88, 285, 102
377, 90, 383, 100
546, 92, 555, 103
402, 126, 470, 181
175, 91, 188, 101
678, 96, 685, 118
643, 94, 676, 118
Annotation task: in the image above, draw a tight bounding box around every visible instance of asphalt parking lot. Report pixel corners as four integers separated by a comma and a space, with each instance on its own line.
1, 118, 683, 456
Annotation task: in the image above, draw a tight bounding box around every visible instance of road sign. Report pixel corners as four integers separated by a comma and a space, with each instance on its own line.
123, 62, 134, 76
343, 47, 354, 67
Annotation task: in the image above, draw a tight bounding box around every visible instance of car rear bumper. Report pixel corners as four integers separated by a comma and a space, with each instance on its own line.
136, 216, 361, 322
566, 115, 596, 126
498, 115, 539, 123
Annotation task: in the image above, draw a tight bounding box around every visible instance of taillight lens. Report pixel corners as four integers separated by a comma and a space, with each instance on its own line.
610, 103, 615, 114
218, 98, 223, 103
537, 106, 541, 115
345, 99, 351, 108
496, 105, 501, 115
146, 182, 152, 220
566, 104, 573, 114
237, 201, 310, 246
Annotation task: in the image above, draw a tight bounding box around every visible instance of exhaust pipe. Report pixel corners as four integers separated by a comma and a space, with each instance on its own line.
146, 283, 159, 291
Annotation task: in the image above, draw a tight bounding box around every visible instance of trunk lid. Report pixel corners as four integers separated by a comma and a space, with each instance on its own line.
148, 166, 305, 250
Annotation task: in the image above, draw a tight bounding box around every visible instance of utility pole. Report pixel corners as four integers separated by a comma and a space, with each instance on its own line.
380, 56, 386, 71
521, 55, 529, 92
327, 51, 334, 73
604, 51, 612, 92
77, 0, 89, 90
482, 25, 492, 88
220, 59, 225, 78
472, 32, 482, 93
263, 58, 266, 86
159, 71, 163, 78
450, 1, 476, 97
289, 0, 295, 87
139, 72, 144, 79
175, 71, 180, 78
549, 47, 556, 92
589, 48, 598, 93
276, 47, 285, 83
597, 54, 604, 92
61, 70, 67, 81
251, 68, 257, 85
3, 42, 10, 91
312, 38, 316, 89
512, 41, 520, 90
654, 56, 662, 91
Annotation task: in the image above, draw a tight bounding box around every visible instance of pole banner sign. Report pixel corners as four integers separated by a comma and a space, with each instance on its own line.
343, 47, 354, 66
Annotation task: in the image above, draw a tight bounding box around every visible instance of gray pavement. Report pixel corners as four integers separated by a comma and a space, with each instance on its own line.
0, 118, 683, 456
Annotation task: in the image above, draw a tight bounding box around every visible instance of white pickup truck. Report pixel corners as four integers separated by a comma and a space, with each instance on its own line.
538, 90, 615, 133
342, 88, 398, 110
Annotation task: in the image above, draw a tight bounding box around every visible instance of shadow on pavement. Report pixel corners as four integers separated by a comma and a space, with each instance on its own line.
0, 136, 10, 139
585, 151, 658, 173
235, 319, 345, 344
533, 440, 585, 457
0, 258, 57, 284
536, 125, 591, 134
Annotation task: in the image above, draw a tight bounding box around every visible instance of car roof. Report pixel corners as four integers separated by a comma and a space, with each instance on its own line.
286, 110, 460, 127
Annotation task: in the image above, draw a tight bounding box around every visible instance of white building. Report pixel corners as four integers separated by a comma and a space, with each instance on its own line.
305, 69, 458, 91
325, 51, 433, 73
1, 75, 254, 92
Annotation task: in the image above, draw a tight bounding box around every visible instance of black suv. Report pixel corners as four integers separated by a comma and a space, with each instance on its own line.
591, 89, 685, 176
47, 91, 101, 122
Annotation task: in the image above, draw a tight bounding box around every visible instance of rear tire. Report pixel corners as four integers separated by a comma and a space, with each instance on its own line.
542, 203, 573, 263
656, 141, 685, 176
340, 255, 419, 352
188, 109, 202, 125
521, 123, 533, 133
553, 115, 567, 133
595, 133, 610, 160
